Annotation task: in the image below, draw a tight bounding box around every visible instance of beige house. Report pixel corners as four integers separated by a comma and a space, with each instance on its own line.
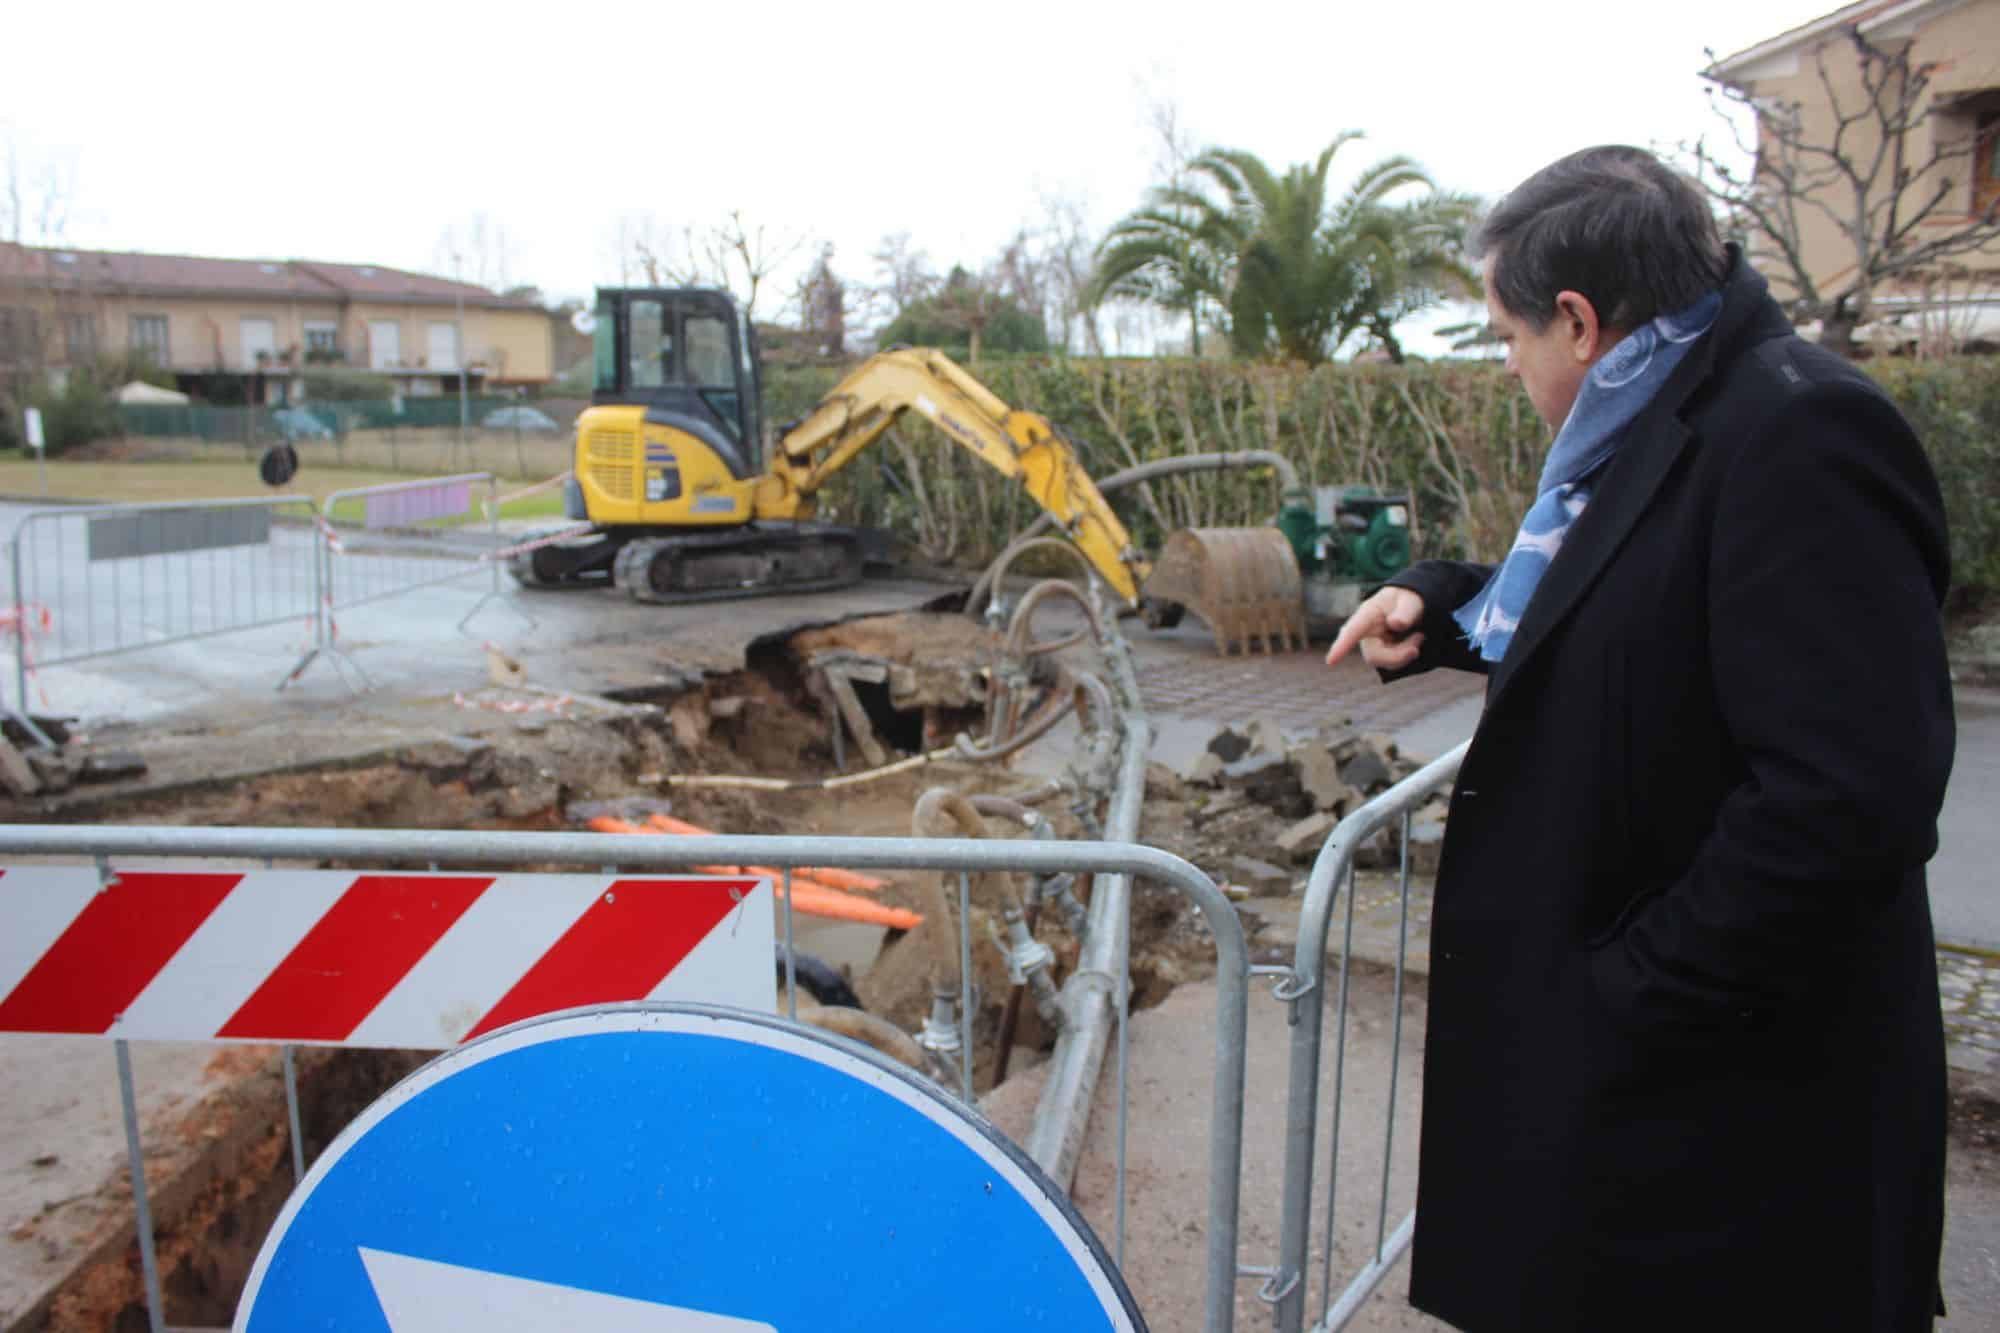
0, 243, 554, 402
1709, 0, 2000, 350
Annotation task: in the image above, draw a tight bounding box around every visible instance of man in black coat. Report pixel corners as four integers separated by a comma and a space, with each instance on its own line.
1326, 146, 1955, 1331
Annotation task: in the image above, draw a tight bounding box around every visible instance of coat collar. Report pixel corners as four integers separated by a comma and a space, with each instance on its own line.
1483, 249, 1791, 706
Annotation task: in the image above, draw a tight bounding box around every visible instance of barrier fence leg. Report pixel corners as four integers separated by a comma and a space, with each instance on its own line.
1116, 875, 1131, 1271
457, 475, 524, 633
783, 868, 797, 1021
283, 1045, 307, 1184
958, 870, 974, 1105
116, 1040, 167, 1333
1378, 812, 1413, 1262
282, 502, 327, 692
13, 534, 28, 716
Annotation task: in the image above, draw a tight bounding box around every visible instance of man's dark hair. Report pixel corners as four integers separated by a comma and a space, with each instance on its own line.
1471, 146, 1727, 333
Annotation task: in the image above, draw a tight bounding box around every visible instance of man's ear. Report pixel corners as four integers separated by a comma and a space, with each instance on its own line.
1552, 289, 1607, 363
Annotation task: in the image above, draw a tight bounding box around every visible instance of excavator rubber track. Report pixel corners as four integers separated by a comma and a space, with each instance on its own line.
610, 523, 866, 605
506, 527, 621, 589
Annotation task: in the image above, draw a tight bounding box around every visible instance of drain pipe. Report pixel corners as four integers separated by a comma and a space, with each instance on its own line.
915, 790, 1062, 1032
1021, 597, 1150, 1192
1023, 449, 1305, 540
907, 799, 971, 1089
971, 794, 1087, 937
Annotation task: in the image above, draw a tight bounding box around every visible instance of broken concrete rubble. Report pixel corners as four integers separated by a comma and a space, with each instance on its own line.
1407, 815, 1448, 873
1224, 852, 1292, 896
1205, 725, 1252, 763
1245, 715, 1289, 759
1182, 751, 1226, 786
1338, 746, 1393, 794
1276, 811, 1340, 863
1220, 751, 1287, 784
1291, 745, 1361, 813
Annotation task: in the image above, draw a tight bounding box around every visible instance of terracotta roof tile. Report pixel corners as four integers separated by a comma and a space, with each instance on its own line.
4, 244, 537, 309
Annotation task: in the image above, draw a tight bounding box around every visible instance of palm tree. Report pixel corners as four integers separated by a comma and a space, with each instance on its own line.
1087, 195, 1237, 357
1344, 190, 1484, 362
1090, 133, 1477, 364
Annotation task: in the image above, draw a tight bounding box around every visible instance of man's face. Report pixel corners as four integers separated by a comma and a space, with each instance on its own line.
1484, 256, 1593, 431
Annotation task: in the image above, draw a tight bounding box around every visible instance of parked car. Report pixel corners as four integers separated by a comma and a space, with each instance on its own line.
482, 405, 561, 433
273, 407, 334, 441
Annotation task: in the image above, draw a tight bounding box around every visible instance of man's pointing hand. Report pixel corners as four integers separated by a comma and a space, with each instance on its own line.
1325, 587, 1427, 672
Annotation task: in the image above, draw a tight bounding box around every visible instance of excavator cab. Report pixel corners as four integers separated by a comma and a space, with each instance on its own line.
587, 288, 764, 479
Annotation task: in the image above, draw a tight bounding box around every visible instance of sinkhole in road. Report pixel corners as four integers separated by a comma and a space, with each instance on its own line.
27, 609, 1234, 1331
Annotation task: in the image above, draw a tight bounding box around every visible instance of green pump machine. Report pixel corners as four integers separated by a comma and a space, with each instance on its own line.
1138, 484, 1413, 655
1285, 483, 1412, 595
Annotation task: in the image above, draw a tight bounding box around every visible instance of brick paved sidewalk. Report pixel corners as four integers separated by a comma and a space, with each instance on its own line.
1940, 945, 2000, 1077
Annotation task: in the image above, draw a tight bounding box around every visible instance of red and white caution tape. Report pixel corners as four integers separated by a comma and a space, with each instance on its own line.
313, 513, 347, 554
5, 603, 53, 707
0, 866, 775, 1046
485, 522, 598, 563
481, 470, 574, 520
0, 603, 52, 635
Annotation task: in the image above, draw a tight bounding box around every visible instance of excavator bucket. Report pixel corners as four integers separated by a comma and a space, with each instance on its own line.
1141, 527, 1308, 655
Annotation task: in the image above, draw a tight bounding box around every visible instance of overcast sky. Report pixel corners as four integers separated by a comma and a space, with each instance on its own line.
4, 0, 1830, 348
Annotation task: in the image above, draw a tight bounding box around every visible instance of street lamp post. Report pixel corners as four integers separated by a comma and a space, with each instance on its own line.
454, 252, 468, 466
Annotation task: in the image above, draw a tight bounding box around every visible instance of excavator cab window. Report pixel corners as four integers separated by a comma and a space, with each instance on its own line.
591, 293, 618, 394
686, 313, 740, 441
628, 299, 675, 390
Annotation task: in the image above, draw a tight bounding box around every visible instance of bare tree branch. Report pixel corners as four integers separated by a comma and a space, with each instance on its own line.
1687, 23, 2000, 356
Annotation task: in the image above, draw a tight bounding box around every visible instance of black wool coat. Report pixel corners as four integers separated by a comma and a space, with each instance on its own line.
1383, 255, 1954, 1332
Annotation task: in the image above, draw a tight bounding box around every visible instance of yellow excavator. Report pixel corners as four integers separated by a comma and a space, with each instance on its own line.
512, 286, 1413, 654
510, 287, 1149, 606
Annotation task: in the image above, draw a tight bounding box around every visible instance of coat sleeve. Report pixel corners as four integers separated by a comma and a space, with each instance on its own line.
1377, 559, 1495, 680
1589, 378, 1955, 1033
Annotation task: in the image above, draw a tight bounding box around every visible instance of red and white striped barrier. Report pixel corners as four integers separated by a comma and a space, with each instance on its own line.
0, 867, 774, 1047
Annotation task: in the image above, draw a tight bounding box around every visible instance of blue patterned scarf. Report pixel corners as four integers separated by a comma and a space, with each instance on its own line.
1454, 291, 1722, 662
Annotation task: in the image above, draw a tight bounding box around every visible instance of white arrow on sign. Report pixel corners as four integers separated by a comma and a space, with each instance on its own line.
359, 1248, 779, 1332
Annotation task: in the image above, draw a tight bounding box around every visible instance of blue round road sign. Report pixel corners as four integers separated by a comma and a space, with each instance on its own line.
235, 1004, 1148, 1332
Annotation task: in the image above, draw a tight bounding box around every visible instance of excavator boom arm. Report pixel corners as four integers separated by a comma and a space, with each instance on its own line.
772, 348, 1146, 603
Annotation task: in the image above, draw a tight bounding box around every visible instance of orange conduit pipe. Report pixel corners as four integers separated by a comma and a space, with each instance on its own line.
641, 814, 888, 893
585, 816, 923, 930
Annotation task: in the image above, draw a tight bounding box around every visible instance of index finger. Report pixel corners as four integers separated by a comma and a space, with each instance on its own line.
1324, 601, 1383, 666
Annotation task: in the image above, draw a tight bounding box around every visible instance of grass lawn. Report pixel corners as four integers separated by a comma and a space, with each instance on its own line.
0, 458, 569, 522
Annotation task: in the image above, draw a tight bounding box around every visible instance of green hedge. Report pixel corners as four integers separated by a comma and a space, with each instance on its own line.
766, 355, 2000, 596
1863, 359, 2000, 596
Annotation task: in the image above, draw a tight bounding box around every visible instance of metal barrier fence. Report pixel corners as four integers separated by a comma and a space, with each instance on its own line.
317, 471, 505, 620
1270, 741, 1469, 1333
0, 823, 1251, 1333
116, 397, 581, 482
8, 495, 324, 714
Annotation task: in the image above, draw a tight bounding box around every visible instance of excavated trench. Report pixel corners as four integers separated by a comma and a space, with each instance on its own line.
21, 609, 1230, 1332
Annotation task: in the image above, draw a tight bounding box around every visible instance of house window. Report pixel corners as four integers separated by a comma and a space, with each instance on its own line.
240, 318, 277, 369
427, 322, 460, 371
369, 320, 401, 369
0, 307, 37, 363
63, 312, 97, 363
304, 322, 340, 362
1978, 113, 2000, 214
130, 313, 170, 366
